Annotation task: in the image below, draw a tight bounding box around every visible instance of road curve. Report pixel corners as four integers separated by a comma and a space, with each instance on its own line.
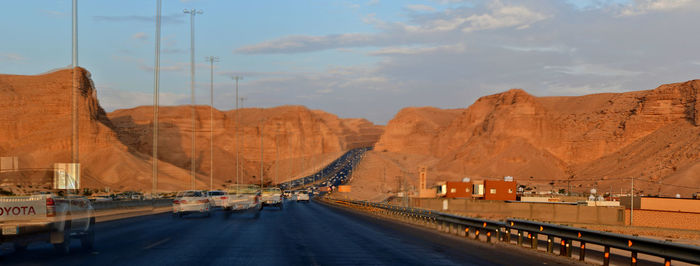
0, 200, 576, 265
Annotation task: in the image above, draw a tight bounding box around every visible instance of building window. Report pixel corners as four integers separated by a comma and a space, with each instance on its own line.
450, 188, 456, 193
508, 189, 513, 194
466, 188, 470, 193
490, 188, 496, 194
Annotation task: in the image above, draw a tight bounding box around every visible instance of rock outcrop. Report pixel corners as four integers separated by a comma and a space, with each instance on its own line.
367, 80, 700, 197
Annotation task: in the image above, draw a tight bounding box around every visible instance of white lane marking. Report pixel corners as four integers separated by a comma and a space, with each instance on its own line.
143, 237, 171, 250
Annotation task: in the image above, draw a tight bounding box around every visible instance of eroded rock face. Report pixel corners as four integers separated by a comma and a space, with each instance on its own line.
107, 105, 385, 185
371, 80, 700, 196
0, 68, 199, 192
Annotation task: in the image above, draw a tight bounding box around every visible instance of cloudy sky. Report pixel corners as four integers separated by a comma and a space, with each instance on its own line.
2, 0, 699, 124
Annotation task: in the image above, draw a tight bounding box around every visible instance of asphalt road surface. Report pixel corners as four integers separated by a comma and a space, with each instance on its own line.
0, 200, 577, 266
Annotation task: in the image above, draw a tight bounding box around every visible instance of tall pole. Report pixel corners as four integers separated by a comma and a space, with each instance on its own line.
233, 76, 242, 187
239, 97, 246, 185
205, 56, 218, 191
184, 8, 203, 190
275, 124, 280, 186
630, 177, 634, 226
71, 0, 79, 172
152, 0, 162, 198
260, 114, 264, 188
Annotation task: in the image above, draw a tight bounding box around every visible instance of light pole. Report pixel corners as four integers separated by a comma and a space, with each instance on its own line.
152, 0, 162, 198
239, 96, 246, 185
259, 112, 265, 188
275, 123, 281, 185
183, 8, 203, 190
71, 0, 79, 188
205, 56, 218, 191
233, 76, 242, 187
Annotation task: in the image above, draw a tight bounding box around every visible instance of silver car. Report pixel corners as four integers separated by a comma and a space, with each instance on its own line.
172, 190, 212, 218
207, 190, 227, 208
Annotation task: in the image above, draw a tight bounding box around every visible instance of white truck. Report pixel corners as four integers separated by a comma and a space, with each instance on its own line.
0, 193, 95, 254
222, 184, 262, 218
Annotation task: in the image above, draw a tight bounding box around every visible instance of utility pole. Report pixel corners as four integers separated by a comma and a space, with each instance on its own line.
260, 113, 265, 188
630, 177, 634, 226
205, 56, 218, 191
152, 0, 162, 199
71, 0, 79, 190
239, 96, 246, 185
184, 8, 203, 190
275, 123, 280, 186
233, 76, 242, 187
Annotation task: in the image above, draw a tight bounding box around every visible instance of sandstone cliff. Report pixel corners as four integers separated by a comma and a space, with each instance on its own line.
360, 80, 700, 198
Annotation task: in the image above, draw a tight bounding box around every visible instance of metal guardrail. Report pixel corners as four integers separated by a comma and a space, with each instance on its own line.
326, 198, 700, 266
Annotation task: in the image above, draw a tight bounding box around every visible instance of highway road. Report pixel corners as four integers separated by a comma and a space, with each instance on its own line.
0, 200, 577, 266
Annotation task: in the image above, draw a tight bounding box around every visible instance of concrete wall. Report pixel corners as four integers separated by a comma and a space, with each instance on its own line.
640, 197, 700, 213
411, 198, 625, 225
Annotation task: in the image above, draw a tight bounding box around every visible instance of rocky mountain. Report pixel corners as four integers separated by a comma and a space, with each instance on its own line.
362, 80, 700, 197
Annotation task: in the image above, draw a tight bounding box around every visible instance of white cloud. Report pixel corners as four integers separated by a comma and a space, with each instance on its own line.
369, 44, 466, 56
544, 64, 642, 77
132, 32, 148, 41
461, 1, 548, 32
405, 4, 436, 12
98, 87, 188, 112
0, 53, 26, 62
620, 0, 693, 16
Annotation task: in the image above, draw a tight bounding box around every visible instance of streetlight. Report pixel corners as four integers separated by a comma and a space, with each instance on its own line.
183, 8, 203, 190
233, 76, 243, 187
152, 0, 162, 199
239, 96, 246, 186
71, 0, 79, 192
205, 56, 219, 191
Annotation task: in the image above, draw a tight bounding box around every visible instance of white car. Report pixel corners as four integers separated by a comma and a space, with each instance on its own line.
261, 188, 283, 209
207, 190, 227, 208
295, 191, 310, 203
172, 190, 212, 217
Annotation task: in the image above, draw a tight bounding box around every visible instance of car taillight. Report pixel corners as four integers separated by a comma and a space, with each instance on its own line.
179, 200, 187, 204
173, 200, 180, 204
220, 197, 227, 200
46, 197, 56, 217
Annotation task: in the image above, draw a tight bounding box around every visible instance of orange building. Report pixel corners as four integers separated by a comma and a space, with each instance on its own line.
483, 180, 517, 201
436, 181, 472, 198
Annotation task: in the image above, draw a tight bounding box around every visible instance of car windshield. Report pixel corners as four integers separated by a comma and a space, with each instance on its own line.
181, 191, 203, 197
227, 185, 260, 194
208, 191, 225, 196
262, 188, 281, 194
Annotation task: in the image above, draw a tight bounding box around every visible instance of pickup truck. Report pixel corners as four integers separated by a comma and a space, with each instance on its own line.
261, 187, 283, 209
0, 193, 95, 254
222, 184, 262, 218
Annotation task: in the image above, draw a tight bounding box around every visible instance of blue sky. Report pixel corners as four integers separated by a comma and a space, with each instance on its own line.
2, 0, 699, 124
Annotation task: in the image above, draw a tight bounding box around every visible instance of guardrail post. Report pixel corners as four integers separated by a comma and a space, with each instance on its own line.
547, 236, 553, 253
560, 239, 567, 256
579, 242, 585, 261
495, 228, 501, 242
465, 227, 471, 238
505, 228, 511, 243
631, 251, 637, 266
664, 258, 671, 266
517, 231, 523, 246
531, 233, 538, 250
486, 231, 492, 243
475, 229, 480, 241
565, 239, 572, 257
603, 246, 610, 266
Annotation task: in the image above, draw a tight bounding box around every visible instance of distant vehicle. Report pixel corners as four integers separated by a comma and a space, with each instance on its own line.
207, 190, 227, 208
0, 193, 95, 254
295, 191, 310, 203
283, 190, 292, 198
222, 184, 262, 217
172, 190, 212, 218
261, 188, 283, 209
89, 195, 112, 202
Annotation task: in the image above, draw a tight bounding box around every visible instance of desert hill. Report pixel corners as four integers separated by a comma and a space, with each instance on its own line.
0, 68, 384, 193
352, 80, 700, 199
108, 105, 384, 187
0, 68, 203, 192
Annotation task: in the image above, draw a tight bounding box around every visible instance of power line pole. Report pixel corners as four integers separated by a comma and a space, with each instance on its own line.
71, 0, 79, 186
205, 56, 218, 191
630, 177, 634, 226
239, 96, 246, 185
260, 112, 265, 188
152, 0, 162, 199
275, 123, 280, 186
184, 8, 203, 190
233, 76, 242, 187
